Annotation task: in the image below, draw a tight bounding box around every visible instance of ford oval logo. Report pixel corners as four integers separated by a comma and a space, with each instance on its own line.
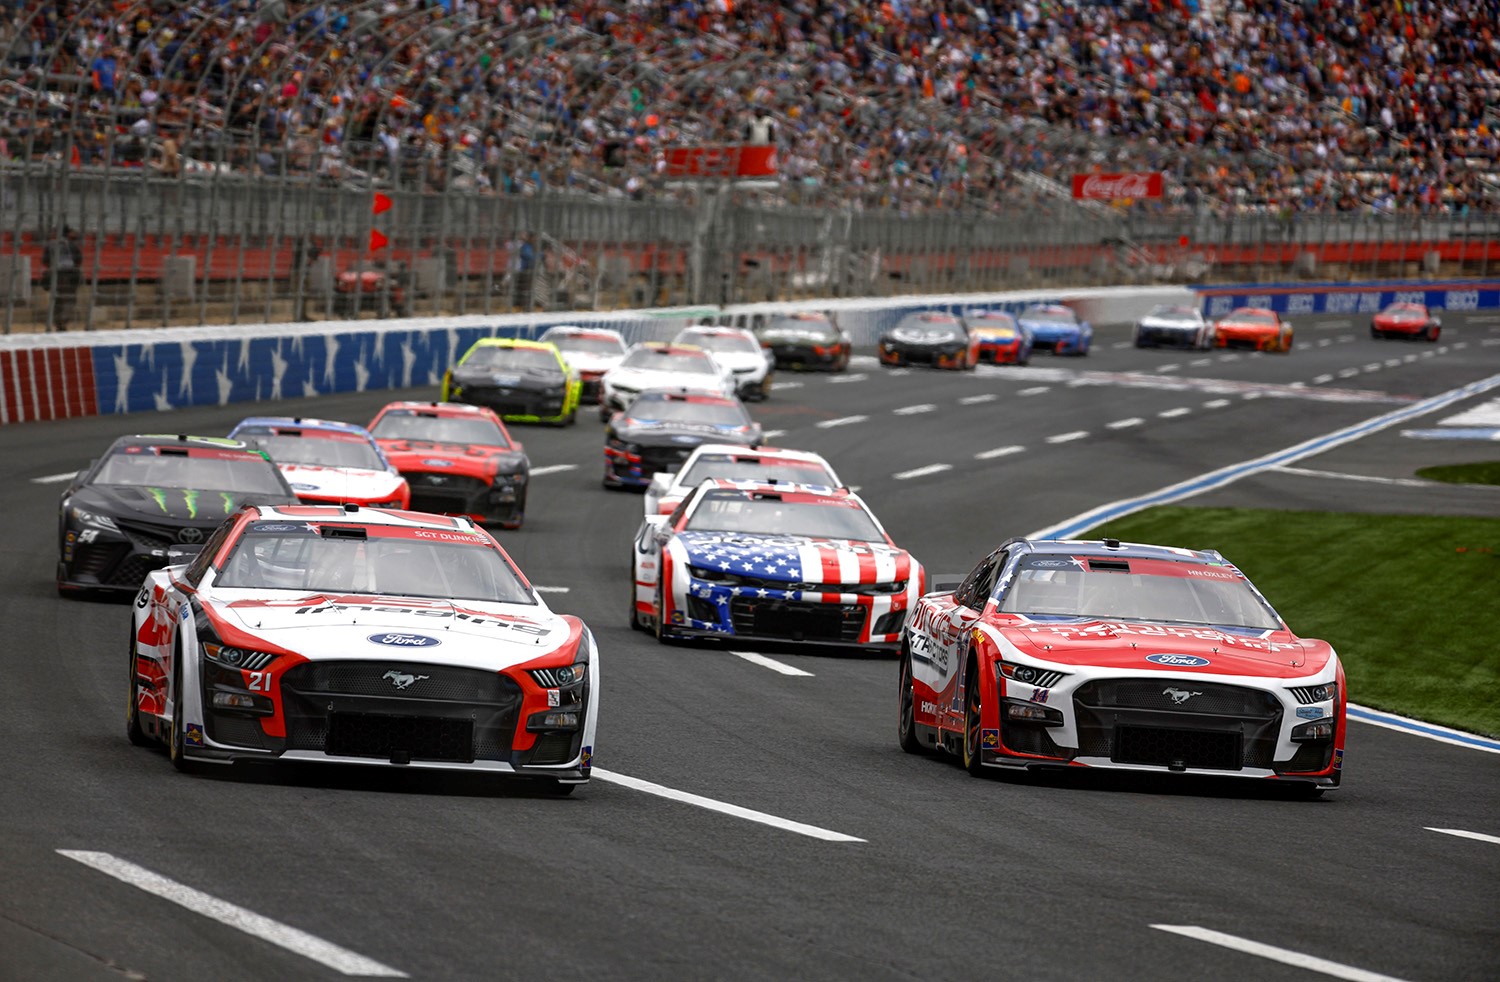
368, 632, 441, 648
1146, 653, 1210, 667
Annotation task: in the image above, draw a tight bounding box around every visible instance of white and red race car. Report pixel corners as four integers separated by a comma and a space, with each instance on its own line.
228, 416, 410, 509
899, 537, 1345, 795
631, 479, 923, 650
642, 444, 843, 517
127, 504, 599, 793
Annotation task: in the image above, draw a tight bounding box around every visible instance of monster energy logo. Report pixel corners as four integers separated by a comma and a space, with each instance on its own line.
145, 488, 239, 516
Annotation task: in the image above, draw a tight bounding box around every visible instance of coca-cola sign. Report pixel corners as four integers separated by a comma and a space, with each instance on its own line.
1071, 172, 1164, 200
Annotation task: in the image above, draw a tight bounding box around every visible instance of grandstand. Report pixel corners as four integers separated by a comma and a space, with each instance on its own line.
1, 1, 1497, 331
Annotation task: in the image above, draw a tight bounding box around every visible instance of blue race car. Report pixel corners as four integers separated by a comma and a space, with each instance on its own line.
1017, 303, 1092, 356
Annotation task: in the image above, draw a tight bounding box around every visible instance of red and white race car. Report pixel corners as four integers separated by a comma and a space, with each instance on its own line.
1213, 306, 1294, 352
228, 417, 410, 509
898, 537, 1344, 795
642, 444, 843, 517
1370, 302, 1441, 342
127, 504, 598, 793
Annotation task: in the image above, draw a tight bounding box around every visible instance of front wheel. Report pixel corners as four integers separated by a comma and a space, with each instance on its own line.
126, 624, 149, 747
630, 577, 649, 633
898, 649, 923, 755
167, 642, 197, 773
1282, 330, 1295, 352
961, 657, 985, 777
1425, 324, 1440, 343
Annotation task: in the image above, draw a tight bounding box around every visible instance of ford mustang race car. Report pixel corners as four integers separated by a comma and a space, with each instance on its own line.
964, 310, 1032, 365
127, 504, 599, 793
755, 312, 852, 372
1214, 307, 1294, 352
898, 537, 1344, 795
879, 311, 978, 369
1017, 304, 1092, 355
228, 417, 410, 509
604, 391, 761, 489
368, 401, 530, 529
643, 444, 843, 516
57, 435, 298, 597
537, 325, 629, 402
598, 342, 735, 421
1370, 302, 1441, 342
631, 479, 924, 650
441, 337, 583, 426
1133, 304, 1214, 349
674, 325, 776, 400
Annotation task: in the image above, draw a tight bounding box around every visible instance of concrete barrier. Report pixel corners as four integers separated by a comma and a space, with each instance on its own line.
1193, 279, 1500, 318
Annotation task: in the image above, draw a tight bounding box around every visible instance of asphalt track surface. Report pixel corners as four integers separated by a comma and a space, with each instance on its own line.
2, 311, 1498, 982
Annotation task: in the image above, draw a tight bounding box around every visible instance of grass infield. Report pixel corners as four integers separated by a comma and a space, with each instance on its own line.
1416, 461, 1500, 486
1085, 506, 1500, 738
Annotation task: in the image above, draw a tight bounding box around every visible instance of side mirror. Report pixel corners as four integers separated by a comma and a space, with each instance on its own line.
166, 543, 204, 566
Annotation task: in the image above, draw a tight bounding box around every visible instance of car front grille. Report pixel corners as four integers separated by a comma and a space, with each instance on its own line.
1073, 677, 1281, 770
326, 712, 475, 763
525, 732, 580, 766
1077, 680, 1279, 717
639, 445, 694, 472
1113, 725, 1242, 770
728, 597, 865, 642
1283, 740, 1334, 772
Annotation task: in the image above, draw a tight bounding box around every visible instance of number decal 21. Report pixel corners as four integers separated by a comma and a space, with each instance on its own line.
248, 671, 273, 692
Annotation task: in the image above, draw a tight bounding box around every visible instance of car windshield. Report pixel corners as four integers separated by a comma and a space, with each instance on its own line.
968, 313, 1016, 328
678, 454, 837, 488
216, 525, 535, 603
370, 412, 509, 447
1230, 311, 1278, 325
765, 318, 833, 337
679, 332, 760, 354
546, 333, 624, 356
1383, 305, 1423, 318
237, 430, 384, 470
684, 490, 884, 541
628, 397, 747, 426
461, 346, 559, 374
998, 558, 1282, 631
93, 447, 288, 494
1022, 307, 1076, 324
620, 348, 717, 374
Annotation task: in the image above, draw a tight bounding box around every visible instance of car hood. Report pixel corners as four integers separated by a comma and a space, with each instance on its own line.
1216, 319, 1274, 332
707, 350, 767, 371
559, 353, 624, 374
1375, 311, 1425, 322
674, 531, 912, 586
997, 618, 1326, 677
760, 327, 836, 345
1019, 318, 1082, 336
378, 440, 527, 478
278, 464, 405, 498
606, 368, 725, 393
1139, 316, 1200, 330
74, 484, 292, 525
887, 326, 962, 345
454, 366, 563, 389
616, 419, 759, 447
971, 325, 1020, 340
209, 593, 574, 670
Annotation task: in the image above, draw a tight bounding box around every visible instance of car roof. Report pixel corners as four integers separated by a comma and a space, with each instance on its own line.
114, 434, 254, 451
632, 341, 711, 356
1010, 537, 1227, 564
465, 337, 558, 352
629, 390, 738, 407
541, 325, 626, 339
1023, 303, 1072, 313
246, 504, 485, 533
231, 417, 373, 438
1225, 306, 1276, 316
697, 477, 855, 499
679, 325, 756, 338
902, 311, 961, 322
685, 443, 829, 463
375, 401, 498, 418
966, 310, 1016, 319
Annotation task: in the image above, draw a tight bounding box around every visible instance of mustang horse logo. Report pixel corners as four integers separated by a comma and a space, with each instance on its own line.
1163, 687, 1203, 705
383, 670, 430, 691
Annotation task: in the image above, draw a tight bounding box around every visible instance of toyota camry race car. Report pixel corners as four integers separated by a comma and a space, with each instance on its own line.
368, 401, 530, 529
755, 312, 851, 372
1214, 307, 1294, 352
441, 338, 583, 426
604, 391, 761, 489
57, 435, 298, 596
1370, 302, 1441, 342
898, 537, 1344, 794
1133, 304, 1214, 349
964, 310, 1032, 365
674, 325, 776, 400
537, 326, 629, 402
1017, 304, 1092, 355
127, 504, 599, 793
598, 342, 735, 421
228, 417, 410, 509
643, 444, 843, 517
631, 479, 924, 650
879, 311, 978, 369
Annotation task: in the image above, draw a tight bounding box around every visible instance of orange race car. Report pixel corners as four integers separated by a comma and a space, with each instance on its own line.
1370, 302, 1441, 342
1214, 306, 1294, 352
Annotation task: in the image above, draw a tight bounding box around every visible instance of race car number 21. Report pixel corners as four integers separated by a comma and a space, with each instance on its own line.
248, 671, 273, 692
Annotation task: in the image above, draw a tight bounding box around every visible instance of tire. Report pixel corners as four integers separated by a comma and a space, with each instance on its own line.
630, 577, 649, 632
1370, 326, 1381, 340
897, 648, 923, 755
653, 582, 670, 643
1426, 324, 1440, 343
961, 656, 985, 777
1282, 330, 1294, 352
167, 641, 197, 773
126, 623, 150, 747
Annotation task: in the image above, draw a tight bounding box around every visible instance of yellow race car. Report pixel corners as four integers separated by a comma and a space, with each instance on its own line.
441, 337, 583, 426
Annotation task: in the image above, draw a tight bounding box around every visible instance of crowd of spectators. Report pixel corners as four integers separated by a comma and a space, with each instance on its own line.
1, 0, 1497, 216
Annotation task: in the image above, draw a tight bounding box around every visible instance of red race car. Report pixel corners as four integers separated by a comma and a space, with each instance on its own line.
1370, 302, 1441, 342
368, 401, 531, 529
1213, 306, 1294, 352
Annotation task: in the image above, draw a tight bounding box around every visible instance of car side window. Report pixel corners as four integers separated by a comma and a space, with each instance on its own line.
955, 552, 1000, 609
183, 519, 237, 588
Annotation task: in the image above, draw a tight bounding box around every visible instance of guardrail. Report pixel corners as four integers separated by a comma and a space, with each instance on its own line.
1193, 280, 1500, 317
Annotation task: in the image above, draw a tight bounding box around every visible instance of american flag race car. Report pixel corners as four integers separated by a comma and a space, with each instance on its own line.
631, 479, 924, 650
127, 504, 599, 793
898, 537, 1344, 795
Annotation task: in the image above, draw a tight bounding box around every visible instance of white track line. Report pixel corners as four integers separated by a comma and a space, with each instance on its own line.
975, 445, 1025, 460
1018, 386, 1050, 396
1363, 363, 1382, 372
893, 404, 936, 415
1047, 431, 1088, 444
828, 373, 868, 384
591, 769, 864, 842
1107, 418, 1143, 430
817, 415, 868, 429
894, 463, 952, 480
1156, 363, 1181, 373
760, 429, 786, 440
959, 394, 997, 405
1347, 704, 1500, 754
31, 472, 76, 484
1189, 358, 1213, 367
57, 850, 407, 977
1158, 407, 1192, 419
1425, 827, 1500, 846
771, 381, 803, 390
529, 464, 577, 476
729, 650, 814, 676
1313, 374, 1335, 384
1202, 399, 1231, 409
1272, 466, 1438, 488
1150, 925, 1409, 982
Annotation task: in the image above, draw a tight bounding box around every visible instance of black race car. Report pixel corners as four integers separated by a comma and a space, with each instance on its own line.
755, 312, 852, 371
877, 311, 979, 370
56, 434, 298, 597
603, 390, 762, 490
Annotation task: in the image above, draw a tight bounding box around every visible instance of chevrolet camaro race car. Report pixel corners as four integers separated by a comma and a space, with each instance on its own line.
442, 338, 583, 425
898, 537, 1344, 795
368, 401, 530, 529
1370, 302, 1441, 342
127, 504, 599, 793
878, 311, 979, 369
631, 479, 924, 650
1133, 304, 1214, 349
964, 310, 1032, 365
598, 342, 735, 421
755, 312, 852, 372
1214, 307, 1294, 352
642, 444, 843, 517
537, 326, 629, 402
604, 391, 762, 489
674, 325, 776, 400
1017, 304, 1092, 355
228, 417, 410, 509
57, 435, 298, 596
